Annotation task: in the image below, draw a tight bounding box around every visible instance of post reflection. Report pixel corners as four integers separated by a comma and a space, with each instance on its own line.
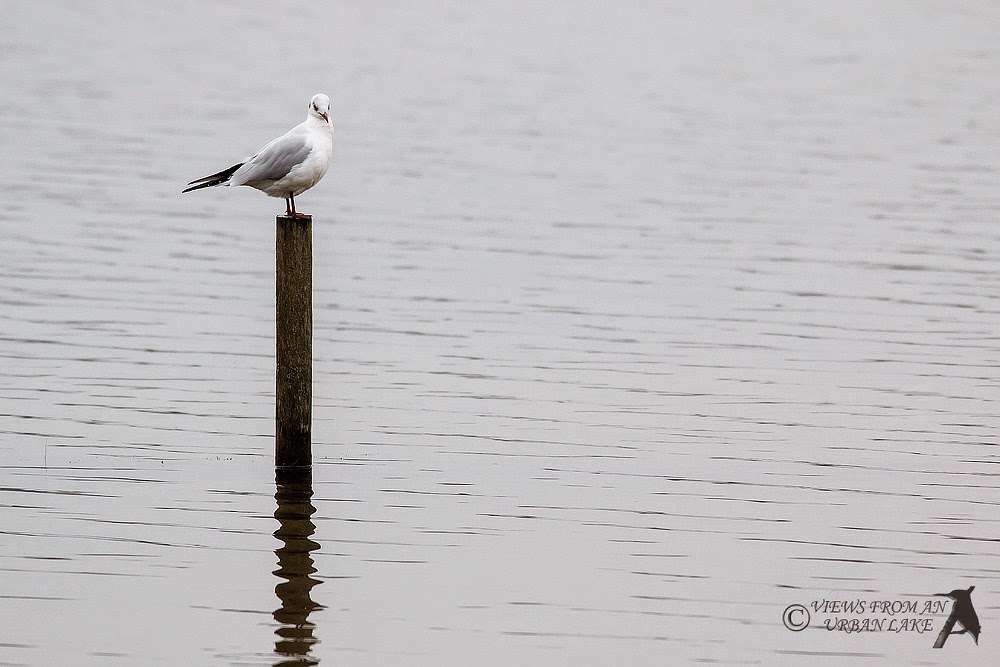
273, 470, 323, 666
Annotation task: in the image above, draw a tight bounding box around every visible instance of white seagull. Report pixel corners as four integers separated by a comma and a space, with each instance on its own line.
184, 93, 334, 218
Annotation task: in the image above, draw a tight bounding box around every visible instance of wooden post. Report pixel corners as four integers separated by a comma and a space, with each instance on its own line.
933, 611, 957, 648
275, 214, 312, 469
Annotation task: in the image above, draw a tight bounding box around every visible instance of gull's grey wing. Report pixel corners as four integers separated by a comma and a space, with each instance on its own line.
229, 126, 312, 187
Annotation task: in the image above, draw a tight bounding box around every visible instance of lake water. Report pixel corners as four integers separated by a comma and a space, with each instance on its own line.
2, 1, 999, 665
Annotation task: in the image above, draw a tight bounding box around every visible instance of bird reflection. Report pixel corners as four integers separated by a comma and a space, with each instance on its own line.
273, 471, 323, 666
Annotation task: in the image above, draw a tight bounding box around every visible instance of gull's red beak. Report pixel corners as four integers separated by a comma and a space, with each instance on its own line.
322, 112, 329, 122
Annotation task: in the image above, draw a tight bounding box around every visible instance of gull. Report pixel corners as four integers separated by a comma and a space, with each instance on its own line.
183, 93, 334, 218
935, 586, 981, 647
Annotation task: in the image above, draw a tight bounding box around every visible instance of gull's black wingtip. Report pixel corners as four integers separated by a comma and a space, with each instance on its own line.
182, 162, 244, 193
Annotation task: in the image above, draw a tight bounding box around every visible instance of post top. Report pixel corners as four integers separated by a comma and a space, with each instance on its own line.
277, 213, 313, 222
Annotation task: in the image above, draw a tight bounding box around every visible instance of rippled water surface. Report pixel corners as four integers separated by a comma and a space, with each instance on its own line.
2, 1, 999, 665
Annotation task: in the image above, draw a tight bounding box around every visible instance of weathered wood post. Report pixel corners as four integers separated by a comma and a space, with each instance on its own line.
275, 214, 312, 470
932, 612, 957, 649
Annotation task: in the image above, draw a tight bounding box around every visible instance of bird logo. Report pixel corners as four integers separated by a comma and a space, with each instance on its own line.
933, 586, 980, 648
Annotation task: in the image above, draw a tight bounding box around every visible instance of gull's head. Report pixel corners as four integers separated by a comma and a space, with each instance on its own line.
309, 94, 331, 123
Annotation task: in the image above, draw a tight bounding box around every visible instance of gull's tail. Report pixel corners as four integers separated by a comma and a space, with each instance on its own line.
182, 162, 244, 193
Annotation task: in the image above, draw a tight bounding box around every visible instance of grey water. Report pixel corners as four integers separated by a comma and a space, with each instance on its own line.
2, 1, 999, 665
